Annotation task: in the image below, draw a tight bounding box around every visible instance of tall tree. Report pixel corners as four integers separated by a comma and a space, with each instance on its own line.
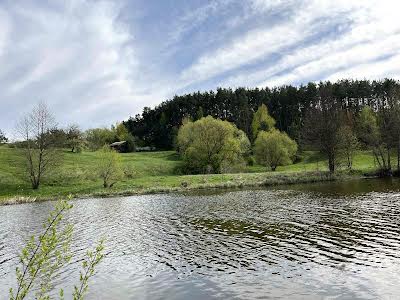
16, 102, 60, 189
337, 125, 359, 169
356, 106, 390, 172
85, 128, 115, 151
251, 104, 276, 140
303, 83, 342, 173
388, 103, 400, 172
196, 106, 204, 120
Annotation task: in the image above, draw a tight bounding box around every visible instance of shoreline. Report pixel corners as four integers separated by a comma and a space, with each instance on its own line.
0, 170, 356, 206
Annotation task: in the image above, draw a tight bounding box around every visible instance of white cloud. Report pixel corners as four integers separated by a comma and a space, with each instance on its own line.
168, 0, 232, 44
179, 0, 358, 86
0, 0, 166, 137
2, 0, 400, 137
254, 0, 400, 87
180, 0, 400, 89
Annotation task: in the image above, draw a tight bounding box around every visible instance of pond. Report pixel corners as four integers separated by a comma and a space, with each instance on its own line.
1, 178, 400, 299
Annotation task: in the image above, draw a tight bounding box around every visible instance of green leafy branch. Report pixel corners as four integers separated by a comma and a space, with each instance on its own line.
8, 198, 105, 300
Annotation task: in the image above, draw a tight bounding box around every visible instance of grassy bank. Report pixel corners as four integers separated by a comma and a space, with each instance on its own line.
0, 145, 380, 204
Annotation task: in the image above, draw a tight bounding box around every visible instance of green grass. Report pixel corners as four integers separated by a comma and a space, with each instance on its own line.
0, 145, 384, 203
248, 150, 379, 173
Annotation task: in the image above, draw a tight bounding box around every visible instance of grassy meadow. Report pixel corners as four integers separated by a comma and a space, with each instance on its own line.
0, 144, 381, 203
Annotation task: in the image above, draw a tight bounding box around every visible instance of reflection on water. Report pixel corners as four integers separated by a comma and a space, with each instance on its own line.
1, 178, 400, 299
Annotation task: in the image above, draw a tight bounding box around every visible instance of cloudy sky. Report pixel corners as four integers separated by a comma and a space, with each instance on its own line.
1, 0, 400, 137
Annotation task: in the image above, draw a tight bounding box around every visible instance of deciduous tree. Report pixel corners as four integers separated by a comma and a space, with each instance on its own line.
303, 84, 342, 173
9, 199, 104, 300
254, 129, 297, 171
177, 116, 250, 174
16, 102, 61, 189
337, 125, 359, 170
97, 146, 123, 188
251, 104, 276, 139
356, 106, 390, 172
85, 128, 115, 151
66, 125, 86, 153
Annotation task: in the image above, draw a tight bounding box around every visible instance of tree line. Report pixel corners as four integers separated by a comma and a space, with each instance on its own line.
125, 78, 400, 174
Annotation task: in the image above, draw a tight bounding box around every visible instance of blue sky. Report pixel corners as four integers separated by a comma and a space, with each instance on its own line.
1, 0, 400, 137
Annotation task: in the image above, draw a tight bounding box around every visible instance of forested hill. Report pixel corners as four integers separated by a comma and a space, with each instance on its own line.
124, 79, 400, 150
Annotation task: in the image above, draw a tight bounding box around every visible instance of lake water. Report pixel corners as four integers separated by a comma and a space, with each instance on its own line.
1, 178, 400, 299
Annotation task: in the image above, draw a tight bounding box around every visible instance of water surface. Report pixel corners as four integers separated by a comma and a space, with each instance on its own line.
1, 178, 400, 299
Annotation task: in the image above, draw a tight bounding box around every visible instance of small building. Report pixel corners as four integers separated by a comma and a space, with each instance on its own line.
110, 141, 126, 152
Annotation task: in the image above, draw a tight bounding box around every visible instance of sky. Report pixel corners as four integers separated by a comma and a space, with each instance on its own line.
1, 0, 400, 137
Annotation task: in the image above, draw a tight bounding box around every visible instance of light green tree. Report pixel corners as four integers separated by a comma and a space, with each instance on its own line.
177, 116, 250, 173
254, 129, 297, 171
251, 104, 276, 139
9, 199, 104, 300
114, 122, 135, 152
115, 123, 129, 141
356, 106, 389, 171
97, 146, 123, 188
85, 128, 115, 151
337, 125, 359, 169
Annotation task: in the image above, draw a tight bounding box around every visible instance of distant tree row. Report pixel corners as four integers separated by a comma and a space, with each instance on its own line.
125, 78, 400, 175
13, 120, 135, 153
124, 79, 400, 149
303, 85, 400, 175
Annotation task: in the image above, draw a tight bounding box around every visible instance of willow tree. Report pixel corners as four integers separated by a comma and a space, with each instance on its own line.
254, 129, 297, 171
177, 116, 250, 174
251, 104, 276, 140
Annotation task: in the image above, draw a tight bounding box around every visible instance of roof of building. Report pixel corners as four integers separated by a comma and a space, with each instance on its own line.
110, 141, 126, 146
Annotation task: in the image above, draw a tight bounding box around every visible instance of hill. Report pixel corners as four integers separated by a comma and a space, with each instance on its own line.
0, 145, 380, 203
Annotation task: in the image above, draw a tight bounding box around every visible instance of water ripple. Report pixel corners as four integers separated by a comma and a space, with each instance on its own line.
1, 180, 400, 299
